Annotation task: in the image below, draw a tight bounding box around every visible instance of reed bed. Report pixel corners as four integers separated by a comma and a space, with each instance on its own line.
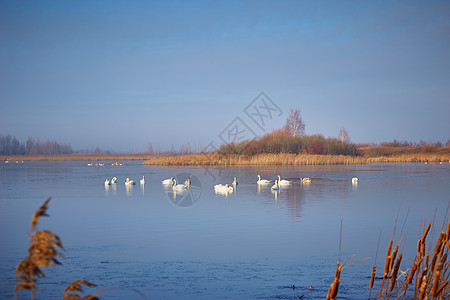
143, 153, 368, 166
367, 153, 450, 163
143, 152, 450, 166
327, 216, 450, 300
371, 217, 450, 300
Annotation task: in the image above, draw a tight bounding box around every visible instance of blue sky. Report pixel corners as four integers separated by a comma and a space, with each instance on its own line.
1, 0, 449, 152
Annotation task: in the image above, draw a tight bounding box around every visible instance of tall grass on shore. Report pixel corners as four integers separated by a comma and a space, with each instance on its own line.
15, 198, 99, 300
326, 215, 449, 300
370, 218, 449, 300
143, 152, 368, 166
143, 152, 450, 166
367, 153, 450, 163
373, 217, 450, 300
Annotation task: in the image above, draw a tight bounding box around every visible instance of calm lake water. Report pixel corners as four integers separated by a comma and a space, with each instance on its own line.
1, 161, 449, 299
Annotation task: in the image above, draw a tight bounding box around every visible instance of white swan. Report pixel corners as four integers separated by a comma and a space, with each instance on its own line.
214, 184, 234, 193
185, 177, 191, 187
257, 175, 271, 185
352, 177, 358, 184
140, 176, 146, 185
277, 175, 292, 186
104, 178, 110, 186
271, 180, 280, 190
172, 179, 187, 191
232, 177, 238, 186
162, 177, 174, 185
111, 177, 117, 184
301, 177, 312, 184
125, 178, 135, 186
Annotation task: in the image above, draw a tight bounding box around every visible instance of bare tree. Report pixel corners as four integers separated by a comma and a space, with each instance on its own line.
338, 127, 350, 143
283, 109, 305, 137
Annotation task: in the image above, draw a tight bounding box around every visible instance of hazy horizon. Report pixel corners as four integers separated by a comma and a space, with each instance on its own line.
1, 1, 449, 153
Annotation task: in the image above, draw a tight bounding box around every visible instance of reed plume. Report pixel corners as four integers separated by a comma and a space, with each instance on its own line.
14, 198, 100, 300
63, 280, 99, 300
15, 197, 62, 300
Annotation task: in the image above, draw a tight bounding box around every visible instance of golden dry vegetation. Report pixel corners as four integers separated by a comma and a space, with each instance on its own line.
143, 150, 450, 166
143, 152, 368, 165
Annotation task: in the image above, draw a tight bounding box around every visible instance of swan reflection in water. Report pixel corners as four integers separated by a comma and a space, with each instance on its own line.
272, 189, 280, 201
126, 183, 133, 197
141, 181, 145, 196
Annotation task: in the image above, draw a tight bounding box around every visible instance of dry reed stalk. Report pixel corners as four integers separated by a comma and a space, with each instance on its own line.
430, 262, 442, 299
15, 198, 55, 300
377, 240, 394, 299
369, 233, 382, 300
326, 261, 342, 300
390, 245, 399, 275
423, 223, 432, 242
389, 252, 403, 296
429, 231, 445, 276
15, 198, 99, 300
417, 268, 428, 299
384, 240, 394, 278
419, 275, 427, 300
434, 280, 448, 297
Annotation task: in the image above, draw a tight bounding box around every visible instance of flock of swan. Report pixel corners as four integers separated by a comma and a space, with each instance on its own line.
161, 176, 191, 191
216, 175, 357, 194
104, 176, 145, 186
104, 174, 359, 195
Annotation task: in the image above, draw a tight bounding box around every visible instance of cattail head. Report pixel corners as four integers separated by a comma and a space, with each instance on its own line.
389, 252, 402, 294
423, 223, 431, 241
430, 231, 445, 274
370, 265, 376, 289
431, 262, 443, 297
418, 274, 427, 300
384, 240, 393, 277
407, 260, 418, 285
389, 245, 399, 273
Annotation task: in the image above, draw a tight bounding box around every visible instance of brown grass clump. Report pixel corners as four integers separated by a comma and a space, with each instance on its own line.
324, 214, 449, 300
369, 217, 450, 300
14, 198, 100, 300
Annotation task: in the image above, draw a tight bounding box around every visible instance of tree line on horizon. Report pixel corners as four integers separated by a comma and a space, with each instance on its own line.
0, 135, 73, 156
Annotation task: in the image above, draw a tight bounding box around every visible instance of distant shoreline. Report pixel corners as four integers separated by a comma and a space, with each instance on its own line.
2, 152, 449, 165
0, 154, 166, 161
